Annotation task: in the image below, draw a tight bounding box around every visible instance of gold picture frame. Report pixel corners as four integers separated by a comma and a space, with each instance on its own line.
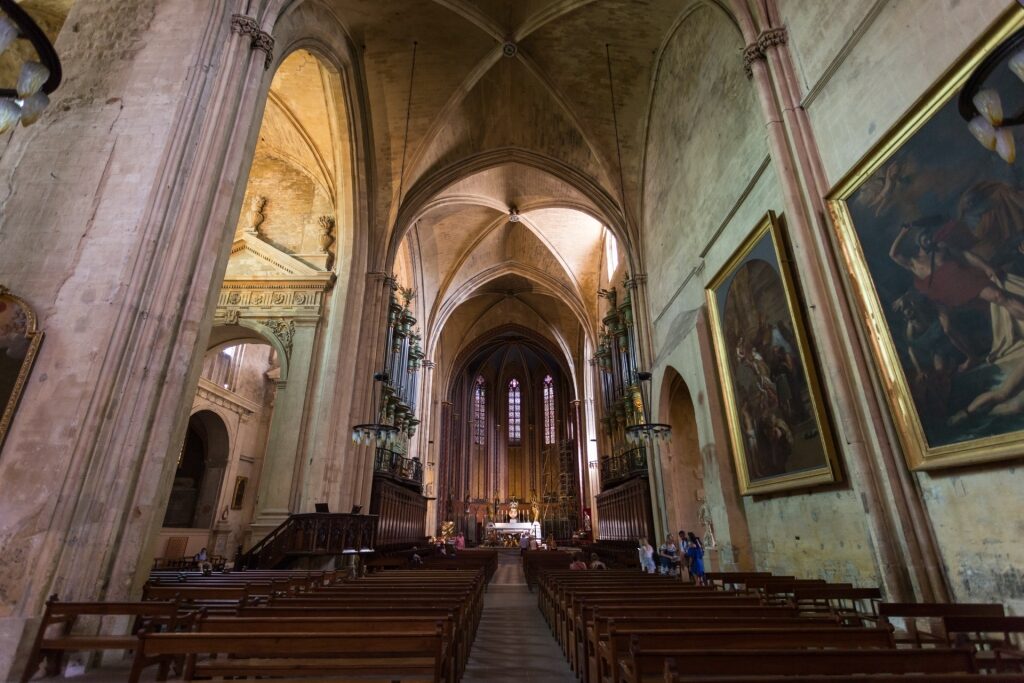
705, 212, 840, 494
827, 6, 1024, 470
0, 285, 44, 455
231, 476, 248, 510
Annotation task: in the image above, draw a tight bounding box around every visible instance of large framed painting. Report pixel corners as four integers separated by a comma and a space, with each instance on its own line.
828, 7, 1024, 470
705, 212, 840, 495
0, 285, 43, 454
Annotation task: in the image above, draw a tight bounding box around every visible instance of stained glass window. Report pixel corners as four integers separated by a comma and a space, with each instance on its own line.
508, 378, 521, 444
543, 375, 555, 444
473, 376, 486, 445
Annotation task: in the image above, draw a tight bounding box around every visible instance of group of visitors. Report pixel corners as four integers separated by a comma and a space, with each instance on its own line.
569, 552, 607, 570
638, 530, 704, 583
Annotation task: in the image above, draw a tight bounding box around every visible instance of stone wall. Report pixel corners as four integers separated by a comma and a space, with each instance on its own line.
642, 0, 1023, 609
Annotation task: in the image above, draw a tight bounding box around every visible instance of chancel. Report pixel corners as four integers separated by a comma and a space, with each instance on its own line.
1, 1, 1023, 681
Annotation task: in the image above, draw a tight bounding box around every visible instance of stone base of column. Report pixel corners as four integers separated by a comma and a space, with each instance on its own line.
246, 509, 292, 550
1, 615, 41, 682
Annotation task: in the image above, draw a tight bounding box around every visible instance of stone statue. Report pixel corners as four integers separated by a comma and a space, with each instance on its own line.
317, 215, 335, 270
246, 195, 267, 236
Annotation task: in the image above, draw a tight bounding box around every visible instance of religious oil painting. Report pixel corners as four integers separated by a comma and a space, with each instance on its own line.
0, 286, 43, 454
706, 213, 840, 495
828, 10, 1024, 469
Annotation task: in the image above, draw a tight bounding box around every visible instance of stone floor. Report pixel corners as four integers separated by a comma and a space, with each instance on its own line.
37, 550, 576, 682
462, 551, 576, 683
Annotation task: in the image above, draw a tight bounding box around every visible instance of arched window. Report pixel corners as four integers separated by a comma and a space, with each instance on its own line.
473, 376, 486, 445
543, 375, 555, 445
508, 379, 521, 444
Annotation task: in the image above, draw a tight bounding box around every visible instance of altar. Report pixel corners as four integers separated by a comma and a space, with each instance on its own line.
489, 521, 541, 539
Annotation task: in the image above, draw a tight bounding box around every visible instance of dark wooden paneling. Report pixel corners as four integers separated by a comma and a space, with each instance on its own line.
595, 476, 655, 543
370, 477, 427, 547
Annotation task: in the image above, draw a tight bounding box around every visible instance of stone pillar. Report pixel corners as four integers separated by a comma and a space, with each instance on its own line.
729, 0, 930, 600
0, 1, 271, 678
248, 319, 319, 542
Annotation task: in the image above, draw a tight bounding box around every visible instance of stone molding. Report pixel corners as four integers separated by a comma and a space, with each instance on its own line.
743, 27, 788, 78
196, 377, 261, 418
230, 14, 274, 70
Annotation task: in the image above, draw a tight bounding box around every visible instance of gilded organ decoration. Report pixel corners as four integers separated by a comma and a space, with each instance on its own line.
594, 280, 647, 489
0, 286, 43, 455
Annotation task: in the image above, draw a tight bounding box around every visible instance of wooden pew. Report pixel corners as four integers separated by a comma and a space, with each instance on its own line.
704, 571, 772, 590
793, 585, 883, 621
599, 627, 894, 683
663, 663, 1023, 683
129, 627, 445, 682
622, 646, 977, 683
20, 596, 189, 683
583, 612, 839, 683
195, 614, 457, 682
943, 615, 1024, 672
877, 602, 1004, 647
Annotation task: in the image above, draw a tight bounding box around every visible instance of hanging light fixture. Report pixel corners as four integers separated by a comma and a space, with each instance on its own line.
351, 371, 400, 447
0, 0, 62, 133
624, 371, 672, 445
350, 40, 418, 450
961, 28, 1024, 164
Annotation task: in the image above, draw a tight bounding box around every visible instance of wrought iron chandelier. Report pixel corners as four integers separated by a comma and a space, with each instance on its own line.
963, 26, 1024, 163
624, 371, 672, 445
351, 371, 400, 447
0, 0, 62, 133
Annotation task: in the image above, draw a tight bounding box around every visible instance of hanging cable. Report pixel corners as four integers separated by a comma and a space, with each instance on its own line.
605, 43, 627, 211
396, 41, 418, 208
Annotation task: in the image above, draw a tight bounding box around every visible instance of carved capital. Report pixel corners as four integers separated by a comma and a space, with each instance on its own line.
421, 359, 436, 369
742, 42, 763, 79
231, 14, 274, 70
757, 27, 788, 52
261, 318, 295, 357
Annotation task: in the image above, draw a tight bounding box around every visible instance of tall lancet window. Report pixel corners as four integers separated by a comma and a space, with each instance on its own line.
508, 378, 521, 444
473, 376, 486, 445
543, 375, 555, 444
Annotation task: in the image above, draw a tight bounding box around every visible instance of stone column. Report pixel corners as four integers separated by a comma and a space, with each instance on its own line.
0, 1, 272, 678
729, 0, 924, 601
248, 318, 318, 541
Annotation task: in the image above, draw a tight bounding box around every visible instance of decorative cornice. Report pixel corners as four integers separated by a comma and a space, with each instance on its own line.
742, 43, 763, 79
231, 14, 274, 70
757, 27, 788, 52
196, 378, 260, 417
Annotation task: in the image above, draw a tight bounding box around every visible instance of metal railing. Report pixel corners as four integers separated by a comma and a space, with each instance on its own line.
373, 447, 423, 490
599, 446, 648, 490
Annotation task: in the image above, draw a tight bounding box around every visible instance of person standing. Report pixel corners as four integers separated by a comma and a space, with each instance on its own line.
638, 537, 656, 574
685, 532, 706, 585
658, 534, 679, 575
519, 533, 531, 556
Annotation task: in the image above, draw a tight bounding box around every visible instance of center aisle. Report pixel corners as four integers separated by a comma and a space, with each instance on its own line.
462, 550, 576, 683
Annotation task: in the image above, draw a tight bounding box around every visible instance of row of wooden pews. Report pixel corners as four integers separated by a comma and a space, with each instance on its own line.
22, 566, 484, 682
536, 566, 1024, 683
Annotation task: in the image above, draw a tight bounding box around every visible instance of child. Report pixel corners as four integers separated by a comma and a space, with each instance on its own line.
638, 537, 656, 574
